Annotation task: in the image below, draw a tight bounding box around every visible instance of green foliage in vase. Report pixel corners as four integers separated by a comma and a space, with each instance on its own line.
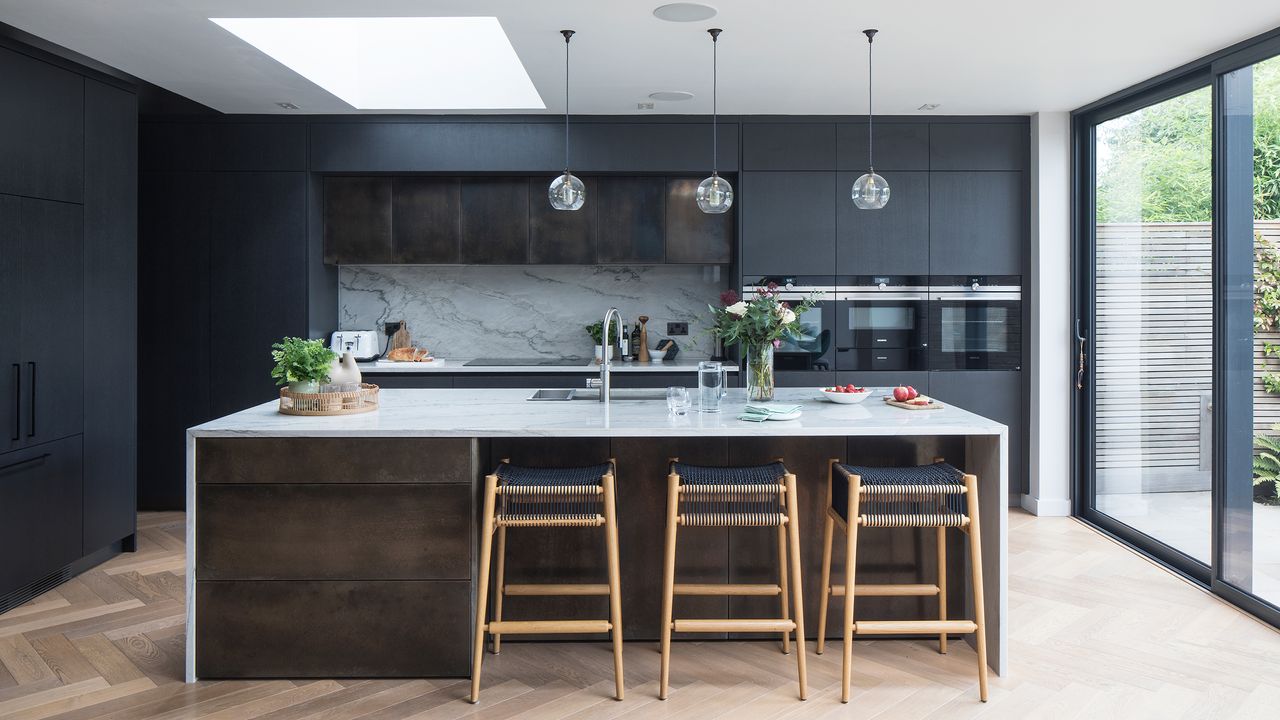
708, 285, 820, 349
270, 337, 336, 386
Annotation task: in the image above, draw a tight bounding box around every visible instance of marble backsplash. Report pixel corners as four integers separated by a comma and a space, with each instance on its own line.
338, 265, 726, 359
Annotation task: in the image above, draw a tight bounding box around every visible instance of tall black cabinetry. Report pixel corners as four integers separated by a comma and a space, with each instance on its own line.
0, 42, 138, 611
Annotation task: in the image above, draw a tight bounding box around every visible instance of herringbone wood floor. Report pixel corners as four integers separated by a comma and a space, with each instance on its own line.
2, 510, 1279, 718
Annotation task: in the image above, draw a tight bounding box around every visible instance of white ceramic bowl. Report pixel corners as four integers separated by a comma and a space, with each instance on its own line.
821, 387, 872, 404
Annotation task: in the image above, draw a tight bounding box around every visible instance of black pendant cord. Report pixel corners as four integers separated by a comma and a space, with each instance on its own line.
562, 29, 574, 174
864, 28, 877, 172
709, 28, 722, 176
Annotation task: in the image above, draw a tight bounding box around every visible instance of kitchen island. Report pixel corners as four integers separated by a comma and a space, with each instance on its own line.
185, 387, 1007, 682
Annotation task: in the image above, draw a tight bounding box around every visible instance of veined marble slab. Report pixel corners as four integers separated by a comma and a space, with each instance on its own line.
357, 358, 738, 373
188, 387, 1005, 439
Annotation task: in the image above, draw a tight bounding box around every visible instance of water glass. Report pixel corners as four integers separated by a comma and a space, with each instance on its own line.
666, 386, 691, 416
698, 361, 725, 413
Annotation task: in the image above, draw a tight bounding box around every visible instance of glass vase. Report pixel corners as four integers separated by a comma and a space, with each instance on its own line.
746, 343, 775, 402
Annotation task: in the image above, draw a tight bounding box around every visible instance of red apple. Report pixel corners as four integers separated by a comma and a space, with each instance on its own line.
893, 386, 910, 402
906, 385, 918, 400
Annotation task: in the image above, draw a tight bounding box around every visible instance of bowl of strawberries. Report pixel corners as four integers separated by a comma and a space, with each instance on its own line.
821, 384, 872, 404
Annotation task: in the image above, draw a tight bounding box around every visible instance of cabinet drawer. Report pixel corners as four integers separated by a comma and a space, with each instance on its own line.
196, 437, 476, 484
196, 580, 470, 678
0, 436, 82, 592
197, 483, 471, 580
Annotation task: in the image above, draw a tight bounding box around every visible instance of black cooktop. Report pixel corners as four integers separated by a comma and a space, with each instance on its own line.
465, 357, 592, 367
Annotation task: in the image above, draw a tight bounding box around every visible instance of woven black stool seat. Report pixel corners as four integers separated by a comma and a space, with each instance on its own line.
832, 462, 968, 528
672, 461, 787, 527
494, 462, 612, 526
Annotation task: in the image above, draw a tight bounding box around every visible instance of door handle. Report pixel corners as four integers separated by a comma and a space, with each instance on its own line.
0, 453, 50, 473
1075, 319, 1088, 391
27, 361, 35, 438
10, 364, 18, 442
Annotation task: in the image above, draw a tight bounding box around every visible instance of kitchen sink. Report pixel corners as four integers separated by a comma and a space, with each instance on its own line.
526, 388, 670, 401
527, 389, 577, 401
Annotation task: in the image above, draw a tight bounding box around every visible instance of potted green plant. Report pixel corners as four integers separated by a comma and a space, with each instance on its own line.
271, 337, 337, 393
708, 285, 820, 401
586, 320, 618, 363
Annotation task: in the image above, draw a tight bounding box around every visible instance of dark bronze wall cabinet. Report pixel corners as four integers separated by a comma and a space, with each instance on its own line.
460, 178, 529, 264
665, 178, 734, 264
529, 176, 598, 264
392, 177, 461, 263
322, 177, 392, 264
597, 176, 666, 263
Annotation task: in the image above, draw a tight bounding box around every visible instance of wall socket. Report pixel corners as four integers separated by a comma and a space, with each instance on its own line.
666, 322, 689, 336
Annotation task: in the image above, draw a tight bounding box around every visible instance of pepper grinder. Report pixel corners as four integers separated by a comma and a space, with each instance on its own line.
637, 315, 651, 363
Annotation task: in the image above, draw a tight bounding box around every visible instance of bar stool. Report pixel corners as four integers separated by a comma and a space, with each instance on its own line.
659, 460, 807, 701
816, 460, 988, 703
470, 460, 623, 703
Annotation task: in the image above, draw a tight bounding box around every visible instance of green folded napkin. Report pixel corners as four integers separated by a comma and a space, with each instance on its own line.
737, 404, 803, 422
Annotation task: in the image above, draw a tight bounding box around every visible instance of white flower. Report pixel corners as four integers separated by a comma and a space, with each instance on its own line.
780, 308, 797, 324
725, 301, 749, 317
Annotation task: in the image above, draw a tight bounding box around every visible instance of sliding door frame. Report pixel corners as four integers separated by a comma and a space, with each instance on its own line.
1073, 25, 1280, 627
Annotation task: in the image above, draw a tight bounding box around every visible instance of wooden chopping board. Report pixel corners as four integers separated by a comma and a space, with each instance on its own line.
883, 394, 944, 410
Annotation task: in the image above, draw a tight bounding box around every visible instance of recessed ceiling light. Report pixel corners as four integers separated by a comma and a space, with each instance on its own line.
637, 102, 656, 110
210, 17, 544, 110
649, 91, 695, 102
652, 3, 718, 22
275, 101, 299, 110
918, 103, 941, 111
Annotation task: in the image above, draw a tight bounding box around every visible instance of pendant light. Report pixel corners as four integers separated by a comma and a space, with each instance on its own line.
852, 29, 890, 210
696, 28, 733, 214
549, 29, 585, 211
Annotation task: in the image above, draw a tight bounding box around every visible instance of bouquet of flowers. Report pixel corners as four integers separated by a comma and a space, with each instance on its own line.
708, 283, 821, 400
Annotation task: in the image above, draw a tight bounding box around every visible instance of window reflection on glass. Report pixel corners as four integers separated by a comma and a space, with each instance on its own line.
849, 305, 915, 330
939, 306, 1009, 353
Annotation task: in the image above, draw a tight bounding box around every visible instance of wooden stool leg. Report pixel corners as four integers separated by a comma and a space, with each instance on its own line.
492, 526, 507, 655
659, 472, 680, 701
817, 460, 837, 656
777, 522, 791, 655
964, 474, 989, 702
841, 474, 861, 704
937, 525, 947, 655
602, 471, 625, 701
470, 474, 498, 704
784, 474, 807, 700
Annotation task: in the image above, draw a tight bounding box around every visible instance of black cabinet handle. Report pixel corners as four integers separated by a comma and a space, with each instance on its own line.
27, 362, 35, 438
9, 364, 18, 442
0, 453, 49, 474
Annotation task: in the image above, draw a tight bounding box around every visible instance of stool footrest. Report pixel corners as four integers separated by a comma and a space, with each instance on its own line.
672, 619, 796, 633
853, 620, 976, 635
830, 583, 940, 597
487, 620, 612, 634
503, 583, 610, 596
675, 583, 781, 596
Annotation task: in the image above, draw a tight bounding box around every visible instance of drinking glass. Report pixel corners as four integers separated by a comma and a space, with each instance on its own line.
666, 386, 691, 416
698, 361, 725, 413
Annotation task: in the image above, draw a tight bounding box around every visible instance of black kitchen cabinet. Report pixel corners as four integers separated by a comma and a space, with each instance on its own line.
0, 196, 18, 453
742, 123, 835, 171
141, 122, 307, 173
930, 370, 1024, 498
460, 178, 529, 264
836, 122, 930, 171
529, 177, 598, 264
598, 177, 666, 263
392, 178, 460, 263
777, 370, 836, 388
0, 437, 84, 594
83, 80, 138, 552
310, 121, 560, 173
209, 173, 308, 417
929, 172, 1025, 275
19, 198, 84, 447
836, 171, 929, 275
666, 178, 734, 264
929, 123, 1029, 172
740, 172, 835, 275
0, 47, 84, 203
323, 177, 392, 264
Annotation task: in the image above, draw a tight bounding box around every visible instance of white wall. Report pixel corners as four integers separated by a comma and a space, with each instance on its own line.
1025, 112, 1073, 516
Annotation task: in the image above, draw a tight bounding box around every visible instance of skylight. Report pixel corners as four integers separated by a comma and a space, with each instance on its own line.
210, 17, 545, 110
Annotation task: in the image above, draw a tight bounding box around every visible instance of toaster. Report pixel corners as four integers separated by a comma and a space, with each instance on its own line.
330, 330, 381, 361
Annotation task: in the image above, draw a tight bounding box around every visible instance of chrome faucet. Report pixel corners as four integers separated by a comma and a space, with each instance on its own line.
599, 307, 621, 404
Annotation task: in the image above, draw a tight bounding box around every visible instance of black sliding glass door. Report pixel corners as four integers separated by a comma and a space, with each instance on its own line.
1075, 30, 1280, 625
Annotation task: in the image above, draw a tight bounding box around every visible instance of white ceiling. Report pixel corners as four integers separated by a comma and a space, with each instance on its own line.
1, 0, 1278, 115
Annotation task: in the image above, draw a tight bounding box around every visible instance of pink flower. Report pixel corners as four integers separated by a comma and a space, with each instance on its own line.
773, 338, 782, 348
720, 289, 740, 306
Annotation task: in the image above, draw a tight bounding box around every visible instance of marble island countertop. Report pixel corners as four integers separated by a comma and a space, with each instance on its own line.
189, 387, 1006, 439
356, 358, 738, 374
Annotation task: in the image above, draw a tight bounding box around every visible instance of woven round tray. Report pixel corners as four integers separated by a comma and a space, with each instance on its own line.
279, 383, 380, 416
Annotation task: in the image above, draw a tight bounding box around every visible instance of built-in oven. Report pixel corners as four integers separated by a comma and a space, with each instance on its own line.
834, 276, 929, 371
742, 276, 834, 371
928, 275, 1022, 370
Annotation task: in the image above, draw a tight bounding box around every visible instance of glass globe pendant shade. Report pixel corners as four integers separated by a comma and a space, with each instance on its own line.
548, 171, 585, 211
851, 170, 890, 210
696, 173, 734, 214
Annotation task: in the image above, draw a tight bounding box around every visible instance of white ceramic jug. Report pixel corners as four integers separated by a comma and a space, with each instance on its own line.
328, 351, 363, 386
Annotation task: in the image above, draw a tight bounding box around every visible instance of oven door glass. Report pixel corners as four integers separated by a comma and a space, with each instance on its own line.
775, 301, 832, 370
840, 299, 927, 349
930, 300, 1022, 369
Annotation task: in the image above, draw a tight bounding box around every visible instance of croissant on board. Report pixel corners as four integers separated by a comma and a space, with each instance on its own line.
386, 346, 433, 362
